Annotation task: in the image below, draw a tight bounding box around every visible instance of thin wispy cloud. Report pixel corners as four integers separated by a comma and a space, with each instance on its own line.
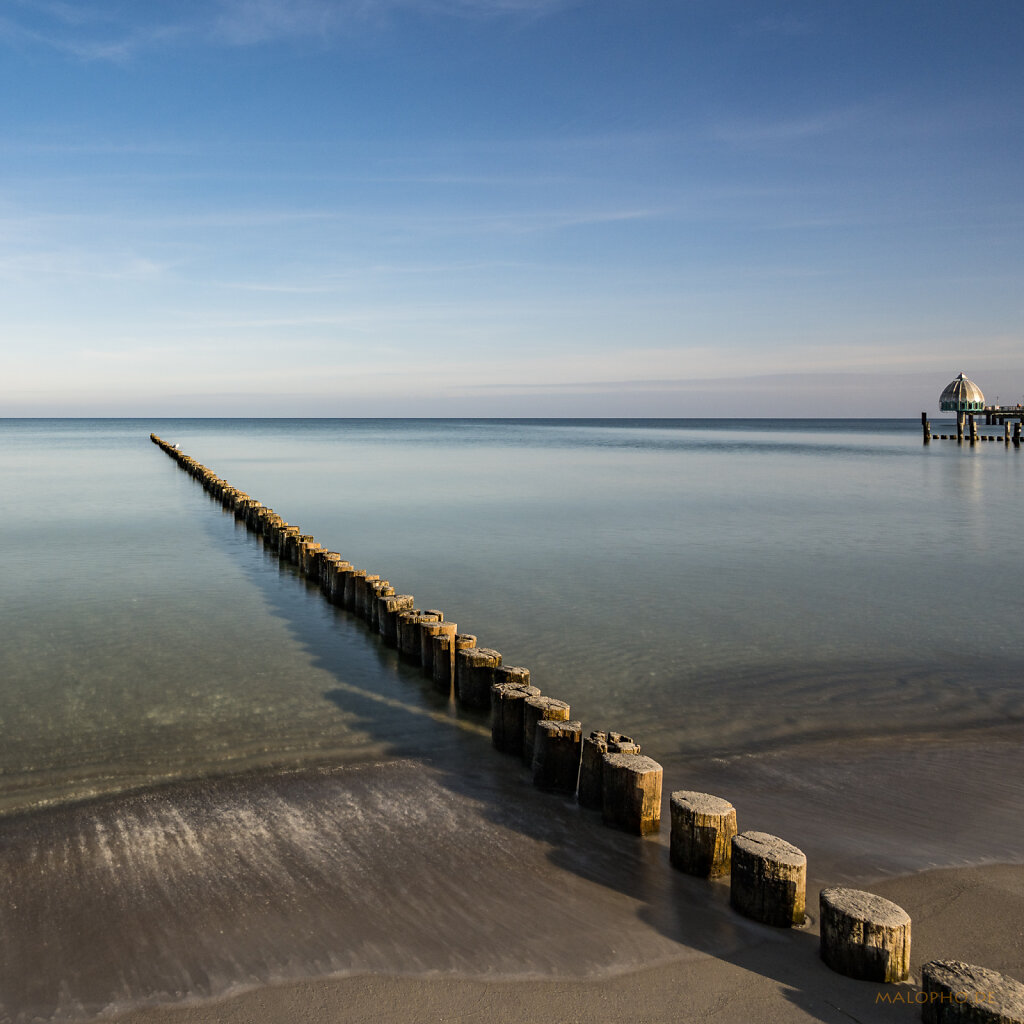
713, 107, 866, 146
0, 0, 572, 59
213, 0, 574, 45
0, 249, 168, 282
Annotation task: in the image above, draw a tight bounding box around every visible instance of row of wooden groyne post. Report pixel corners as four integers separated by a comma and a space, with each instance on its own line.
149, 433, 1024, 1024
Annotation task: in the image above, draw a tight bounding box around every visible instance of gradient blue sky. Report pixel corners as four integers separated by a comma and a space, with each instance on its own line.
2, 0, 1021, 416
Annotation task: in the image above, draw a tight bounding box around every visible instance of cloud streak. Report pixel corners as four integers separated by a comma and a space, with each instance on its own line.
0, 0, 574, 60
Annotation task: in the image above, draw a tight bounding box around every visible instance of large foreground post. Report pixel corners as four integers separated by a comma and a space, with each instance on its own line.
601, 753, 662, 835
730, 831, 806, 927
670, 791, 737, 878
819, 887, 910, 983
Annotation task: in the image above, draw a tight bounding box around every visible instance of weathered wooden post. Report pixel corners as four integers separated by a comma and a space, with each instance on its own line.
368, 581, 393, 630
522, 695, 570, 767
397, 611, 440, 660
922, 412, 931, 444
431, 632, 475, 694
378, 595, 415, 645
297, 539, 324, 578
730, 831, 806, 927
352, 573, 379, 619
1014, 421, 1021, 449
1005, 421, 1012, 445
532, 719, 582, 794
326, 561, 353, 604
491, 681, 541, 753
601, 753, 662, 834
670, 791, 737, 878
419, 620, 456, 674
261, 518, 282, 551
819, 887, 910, 983
921, 960, 1024, 1023
319, 552, 342, 590
456, 647, 503, 710
343, 569, 366, 611
578, 732, 640, 811
278, 526, 300, 561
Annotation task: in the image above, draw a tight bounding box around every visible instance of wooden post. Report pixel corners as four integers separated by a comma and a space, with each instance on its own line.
1005, 421, 1011, 446
819, 887, 911, 983
432, 633, 476, 696
730, 831, 806, 927
491, 681, 541, 753
921, 960, 1024, 1023
670, 791, 737, 878
532, 720, 582, 794
601, 753, 662, 834
922, 411, 931, 444
397, 611, 440, 660
353, 573, 380, 619
368, 581, 393, 630
455, 647, 503, 710
378, 595, 414, 645
522, 695, 570, 767
1014, 421, 1021, 449
420, 620, 456, 674
578, 732, 639, 811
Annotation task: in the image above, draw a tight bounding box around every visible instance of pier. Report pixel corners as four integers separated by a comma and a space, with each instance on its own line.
922, 372, 1024, 447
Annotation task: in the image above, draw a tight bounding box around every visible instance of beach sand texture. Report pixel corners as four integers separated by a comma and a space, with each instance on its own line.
0, 735, 1020, 1024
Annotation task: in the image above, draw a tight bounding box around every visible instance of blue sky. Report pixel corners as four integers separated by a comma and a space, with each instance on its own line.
1, 0, 1021, 415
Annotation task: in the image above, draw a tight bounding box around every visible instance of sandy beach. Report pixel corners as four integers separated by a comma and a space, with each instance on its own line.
1, 722, 1019, 1024
107, 857, 1024, 1024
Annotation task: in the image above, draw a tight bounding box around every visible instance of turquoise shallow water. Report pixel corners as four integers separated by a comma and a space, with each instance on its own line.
1, 417, 1023, 811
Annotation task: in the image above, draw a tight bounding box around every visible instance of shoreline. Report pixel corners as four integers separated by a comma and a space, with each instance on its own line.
1, 733, 1021, 1024
102, 861, 1024, 1024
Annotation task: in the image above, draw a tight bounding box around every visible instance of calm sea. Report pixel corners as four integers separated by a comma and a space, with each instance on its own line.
2, 417, 1022, 811
2, 417, 1023, 1022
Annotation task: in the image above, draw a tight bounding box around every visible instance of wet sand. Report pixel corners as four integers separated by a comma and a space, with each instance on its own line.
1, 723, 1021, 1024
107, 857, 1024, 1024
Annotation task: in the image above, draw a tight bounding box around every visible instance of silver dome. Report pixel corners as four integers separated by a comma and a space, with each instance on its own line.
939, 372, 985, 412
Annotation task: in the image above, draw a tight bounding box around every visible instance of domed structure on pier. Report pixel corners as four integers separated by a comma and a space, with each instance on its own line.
940, 372, 985, 412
